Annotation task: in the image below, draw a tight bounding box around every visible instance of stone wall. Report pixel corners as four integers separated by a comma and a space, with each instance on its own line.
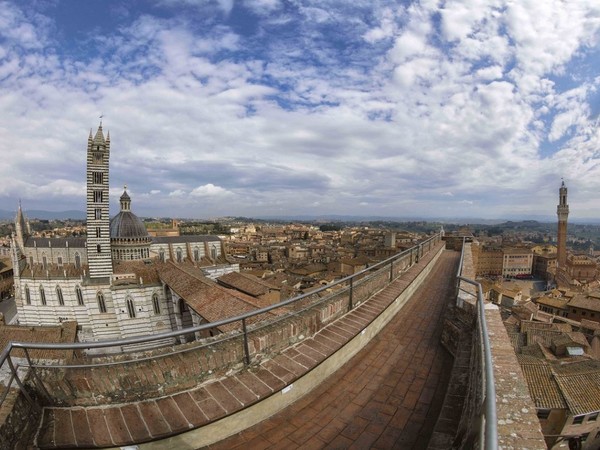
0, 387, 41, 449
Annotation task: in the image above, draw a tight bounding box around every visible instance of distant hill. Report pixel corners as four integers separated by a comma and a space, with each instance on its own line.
0, 209, 85, 221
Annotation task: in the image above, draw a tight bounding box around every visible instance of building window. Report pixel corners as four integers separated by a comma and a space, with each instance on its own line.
159, 249, 165, 262
537, 409, 551, 420
25, 285, 31, 305
194, 248, 199, 262
152, 293, 160, 315
94, 208, 102, 220
57, 256, 63, 267
39, 286, 46, 306
96, 227, 101, 238
76, 286, 84, 305
126, 296, 136, 318
93, 152, 103, 163
56, 286, 64, 306
573, 415, 585, 425
589, 412, 598, 422
75, 253, 81, 269
92, 171, 103, 184
93, 190, 103, 202
42, 255, 48, 270
176, 248, 183, 263
97, 244, 101, 253
211, 246, 217, 259
97, 291, 107, 313
581, 432, 589, 442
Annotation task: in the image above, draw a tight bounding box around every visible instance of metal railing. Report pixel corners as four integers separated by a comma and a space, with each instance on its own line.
0, 233, 441, 409
455, 238, 498, 450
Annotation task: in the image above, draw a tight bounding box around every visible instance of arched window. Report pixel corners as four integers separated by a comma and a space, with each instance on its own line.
75, 253, 81, 269
75, 286, 84, 305
193, 248, 200, 262
39, 285, 46, 306
25, 285, 31, 305
176, 248, 183, 263
126, 296, 136, 318
96, 244, 101, 253
42, 255, 48, 270
159, 249, 165, 262
211, 246, 217, 260
97, 291, 107, 313
152, 293, 160, 315
56, 286, 64, 306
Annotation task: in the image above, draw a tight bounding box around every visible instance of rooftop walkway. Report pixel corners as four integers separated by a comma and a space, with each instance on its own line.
206, 251, 459, 449
36, 244, 458, 449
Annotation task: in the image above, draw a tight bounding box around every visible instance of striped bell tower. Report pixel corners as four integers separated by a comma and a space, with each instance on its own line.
86, 122, 113, 278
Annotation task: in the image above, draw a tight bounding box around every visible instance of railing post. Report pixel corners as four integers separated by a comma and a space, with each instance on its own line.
23, 348, 51, 404
348, 277, 354, 311
242, 318, 250, 366
6, 355, 38, 409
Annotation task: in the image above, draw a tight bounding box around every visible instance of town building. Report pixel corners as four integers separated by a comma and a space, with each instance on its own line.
502, 247, 534, 278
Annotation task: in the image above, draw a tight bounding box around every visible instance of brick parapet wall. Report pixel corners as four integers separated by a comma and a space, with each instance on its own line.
486, 306, 546, 448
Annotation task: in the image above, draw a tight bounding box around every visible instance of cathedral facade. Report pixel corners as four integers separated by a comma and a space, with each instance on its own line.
10, 124, 236, 347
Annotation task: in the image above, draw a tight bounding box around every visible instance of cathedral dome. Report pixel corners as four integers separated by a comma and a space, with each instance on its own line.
110, 189, 152, 261
110, 211, 149, 239
110, 189, 150, 239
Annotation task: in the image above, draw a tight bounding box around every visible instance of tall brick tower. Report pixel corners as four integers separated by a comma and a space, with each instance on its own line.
557, 180, 569, 271
86, 122, 113, 278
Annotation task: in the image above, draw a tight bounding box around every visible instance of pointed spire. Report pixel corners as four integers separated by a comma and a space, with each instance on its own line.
15, 200, 28, 251
93, 122, 105, 144
106, 130, 110, 141
89, 128, 93, 139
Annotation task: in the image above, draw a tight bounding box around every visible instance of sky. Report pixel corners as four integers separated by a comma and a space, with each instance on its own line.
0, 0, 599, 220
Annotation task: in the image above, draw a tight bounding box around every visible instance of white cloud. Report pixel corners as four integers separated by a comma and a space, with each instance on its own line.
190, 184, 232, 197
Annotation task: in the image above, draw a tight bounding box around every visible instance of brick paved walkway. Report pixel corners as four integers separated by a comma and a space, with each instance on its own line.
206, 250, 459, 450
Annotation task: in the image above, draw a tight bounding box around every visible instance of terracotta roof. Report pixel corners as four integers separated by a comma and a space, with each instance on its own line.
158, 263, 278, 333
526, 329, 562, 347
24, 236, 86, 248
216, 272, 278, 298
581, 319, 600, 331
568, 294, 600, 312
521, 321, 572, 333
534, 296, 569, 309
113, 260, 162, 284
519, 359, 567, 410
0, 321, 77, 360
553, 361, 600, 415
340, 256, 371, 266
20, 262, 86, 278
